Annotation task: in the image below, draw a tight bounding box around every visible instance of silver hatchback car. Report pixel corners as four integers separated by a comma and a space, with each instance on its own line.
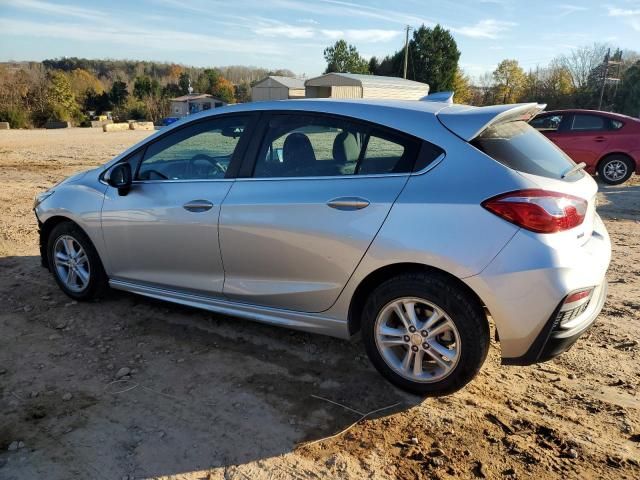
34, 98, 611, 395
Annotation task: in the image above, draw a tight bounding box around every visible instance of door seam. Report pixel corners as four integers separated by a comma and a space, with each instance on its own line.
318, 173, 413, 313
217, 179, 236, 296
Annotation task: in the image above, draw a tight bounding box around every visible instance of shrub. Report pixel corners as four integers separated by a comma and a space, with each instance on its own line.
0, 108, 29, 128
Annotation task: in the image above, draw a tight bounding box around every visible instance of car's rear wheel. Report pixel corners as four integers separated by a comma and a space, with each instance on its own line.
361, 272, 489, 396
47, 222, 108, 300
598, 155, 634, 185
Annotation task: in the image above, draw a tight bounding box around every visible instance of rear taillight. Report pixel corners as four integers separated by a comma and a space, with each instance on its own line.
482, 189, 587, 233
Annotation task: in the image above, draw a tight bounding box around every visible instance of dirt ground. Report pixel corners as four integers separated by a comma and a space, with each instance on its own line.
0, 128, 638, 480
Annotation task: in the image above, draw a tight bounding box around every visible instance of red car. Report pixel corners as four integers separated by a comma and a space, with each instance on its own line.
530, 109, 640, 185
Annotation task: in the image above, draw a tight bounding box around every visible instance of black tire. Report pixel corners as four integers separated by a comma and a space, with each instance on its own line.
361, 272, 489, 396
598, 155, 634, 185
47, 221, 109, 301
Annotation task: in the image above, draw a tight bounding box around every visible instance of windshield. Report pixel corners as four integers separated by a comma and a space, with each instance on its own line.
472, 121, 580, 180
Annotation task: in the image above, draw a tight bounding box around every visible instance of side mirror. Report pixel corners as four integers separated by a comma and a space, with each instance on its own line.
107, 163, 132, 196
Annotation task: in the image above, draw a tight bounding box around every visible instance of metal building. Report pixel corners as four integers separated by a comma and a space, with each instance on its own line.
305, 73, 430, 100
251, 76, 306, 101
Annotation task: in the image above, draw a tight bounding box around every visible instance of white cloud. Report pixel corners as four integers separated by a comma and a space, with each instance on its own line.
254, 24, 315, 39
451, 19, 516, 39
0, 0, 105, 20
608, 6, 640, 31
254, 19, 398, 43
556, 4, 588, 17
343, 29, 400, 43
0, 18, 286, 55
320, 29, 344, 40
608, 7, 640, 17
273, 0, 433, 26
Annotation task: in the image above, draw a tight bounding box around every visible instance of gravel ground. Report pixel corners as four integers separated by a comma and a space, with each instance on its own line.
0, 128, 638, 479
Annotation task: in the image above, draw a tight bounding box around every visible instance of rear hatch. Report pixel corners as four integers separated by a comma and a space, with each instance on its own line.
438, 103, 598, 245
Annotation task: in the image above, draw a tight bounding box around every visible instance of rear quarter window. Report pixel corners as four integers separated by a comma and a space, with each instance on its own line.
472, 121, 580, 180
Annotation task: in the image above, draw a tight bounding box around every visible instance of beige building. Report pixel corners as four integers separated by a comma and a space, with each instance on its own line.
305, 73, 430, 100
170, 94, 227, 118
251, 76, 306, 101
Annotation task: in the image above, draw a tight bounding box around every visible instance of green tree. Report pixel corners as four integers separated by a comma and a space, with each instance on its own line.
133, 75, 160, 99
234, 81, 251, 103
617, 61, 640, 117
47, 70, 77, 121
162, 83, 182, 99
408, 25, 460, 91
196, 69, 221, 94
109, 80, 129, 107
492, 59, 526, 104
323, 40, 369, 74
368, 56, 380, 75
178, 72, 191, 95
83, 89, 112, 114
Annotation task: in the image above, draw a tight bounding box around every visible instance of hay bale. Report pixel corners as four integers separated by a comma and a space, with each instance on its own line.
45, 121, 71, 129
90, 119, 113, 128
130, 121, 155, 131
0, 122, 10, 130
103, 123, 131, 132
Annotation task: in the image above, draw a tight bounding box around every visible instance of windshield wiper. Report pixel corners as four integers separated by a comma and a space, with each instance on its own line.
561, 162, 587, 179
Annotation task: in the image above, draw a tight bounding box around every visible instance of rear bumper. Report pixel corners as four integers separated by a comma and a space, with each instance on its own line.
503, 281, 607, 365
464, 213, 611, 360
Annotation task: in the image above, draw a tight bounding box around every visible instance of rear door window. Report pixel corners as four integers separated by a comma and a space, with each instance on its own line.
570, 114, 607, 131
472, 121, 579, 180
252, 114, 428, 178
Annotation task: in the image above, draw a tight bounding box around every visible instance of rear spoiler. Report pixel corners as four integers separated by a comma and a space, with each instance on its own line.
437, 103, 547, 141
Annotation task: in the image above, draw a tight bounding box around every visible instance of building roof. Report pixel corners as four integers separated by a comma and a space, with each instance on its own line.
253, 75, 306, 89
305, 73, 429, 90
171, 93, 216, 102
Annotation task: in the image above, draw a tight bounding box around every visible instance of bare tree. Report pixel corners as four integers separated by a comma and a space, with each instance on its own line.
558, 43, 608, 89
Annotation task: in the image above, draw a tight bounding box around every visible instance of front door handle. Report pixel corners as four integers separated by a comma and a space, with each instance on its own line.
327, 197, 370, 211
183, 200, 214, 212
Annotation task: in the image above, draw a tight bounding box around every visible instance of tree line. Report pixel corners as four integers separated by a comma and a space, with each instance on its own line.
1, 32, 639, 129
0, 59, 294, 128
323, 25, 640, 116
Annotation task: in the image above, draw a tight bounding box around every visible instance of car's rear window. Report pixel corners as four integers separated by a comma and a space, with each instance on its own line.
472, 120, 579, 180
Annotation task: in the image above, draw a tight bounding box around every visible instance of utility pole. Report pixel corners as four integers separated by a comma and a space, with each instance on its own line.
403, 25, 411, 79
598, 48, 610, 110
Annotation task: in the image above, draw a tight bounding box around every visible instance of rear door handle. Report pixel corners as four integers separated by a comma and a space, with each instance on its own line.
326, 197, 370, 211
594, 136, 606, 142
183, 200, 214, 212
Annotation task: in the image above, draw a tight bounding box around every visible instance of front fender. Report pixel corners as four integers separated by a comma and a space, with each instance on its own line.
35, 180, 109, 272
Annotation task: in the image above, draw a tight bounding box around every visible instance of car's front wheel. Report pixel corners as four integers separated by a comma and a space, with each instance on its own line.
598, 155, 634, 185
47, 221, 108, 301
361, 272, 489, 396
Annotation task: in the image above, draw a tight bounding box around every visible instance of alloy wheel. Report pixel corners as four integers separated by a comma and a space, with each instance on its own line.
603, 160, 627, 182
374, 297, 461, 383
53, 235, 91, 292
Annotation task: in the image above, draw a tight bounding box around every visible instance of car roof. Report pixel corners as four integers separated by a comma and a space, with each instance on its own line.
162, 98, 465, 143
173, 98, 543, 141
106, 99, 544, 167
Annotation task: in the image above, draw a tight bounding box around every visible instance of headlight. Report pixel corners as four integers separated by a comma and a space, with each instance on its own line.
34, 190, 55, 208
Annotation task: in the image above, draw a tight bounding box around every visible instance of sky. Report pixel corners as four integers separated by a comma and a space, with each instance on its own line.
0, 0, 639, 79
